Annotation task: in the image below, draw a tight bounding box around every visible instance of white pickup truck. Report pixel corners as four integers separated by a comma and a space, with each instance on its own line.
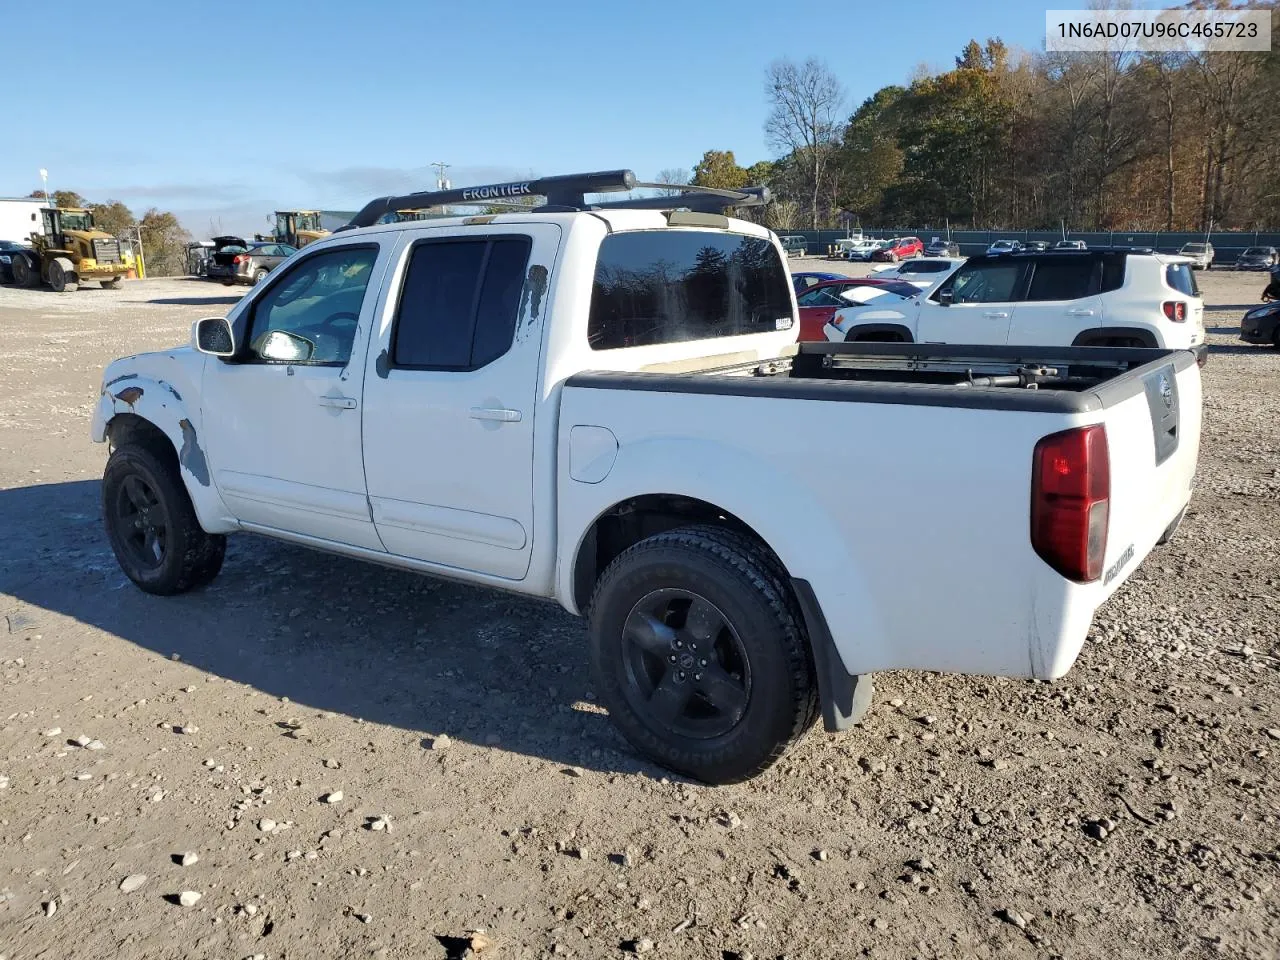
92, 172, 1203, 784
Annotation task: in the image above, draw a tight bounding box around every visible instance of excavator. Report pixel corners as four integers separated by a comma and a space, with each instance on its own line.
10, 207, 130, 292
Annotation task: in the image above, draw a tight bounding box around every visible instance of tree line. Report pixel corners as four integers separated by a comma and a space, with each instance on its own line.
25, 189, 191, 276
685, 14, 1280, 232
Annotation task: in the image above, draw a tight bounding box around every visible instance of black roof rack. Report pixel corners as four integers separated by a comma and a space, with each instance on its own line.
342, 169, 770, 230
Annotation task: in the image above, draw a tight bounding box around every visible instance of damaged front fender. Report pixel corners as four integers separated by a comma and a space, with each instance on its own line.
91, 373, 237, 534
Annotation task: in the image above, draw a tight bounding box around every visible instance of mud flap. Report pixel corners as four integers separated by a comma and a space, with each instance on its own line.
791, 578, 874, 732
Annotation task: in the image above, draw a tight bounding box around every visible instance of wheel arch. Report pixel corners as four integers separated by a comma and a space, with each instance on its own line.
569, 493, 776, 616
93, 378, 237, 534
843, 322, 914, 343
566, 486, 877, 734
1071, 326, 1159, 348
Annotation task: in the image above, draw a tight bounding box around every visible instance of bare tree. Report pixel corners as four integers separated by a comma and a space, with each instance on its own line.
764, 58, 845, 228
764, 198, 802, 231
655, 167, 691, 196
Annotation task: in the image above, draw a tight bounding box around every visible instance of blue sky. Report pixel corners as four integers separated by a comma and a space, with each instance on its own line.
0, 1, 1143, 236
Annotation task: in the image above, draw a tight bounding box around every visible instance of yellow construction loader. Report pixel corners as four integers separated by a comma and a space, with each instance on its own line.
257, 210, 330, 248
11, 208, 130, 292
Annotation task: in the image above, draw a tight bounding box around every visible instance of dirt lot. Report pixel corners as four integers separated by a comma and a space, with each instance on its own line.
1, 266, 1278, 960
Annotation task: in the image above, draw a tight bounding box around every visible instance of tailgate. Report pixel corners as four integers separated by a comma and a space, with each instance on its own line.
1093, 350, 1202, 598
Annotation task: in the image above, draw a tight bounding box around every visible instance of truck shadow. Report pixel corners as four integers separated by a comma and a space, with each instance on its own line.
0, 481, 658, 778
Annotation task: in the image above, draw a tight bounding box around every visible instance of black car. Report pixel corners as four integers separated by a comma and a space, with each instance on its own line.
1240, 299, 1280, 348
0, 239, 33, 284
1236, 246, 1279, 271
1024, 240, 1049, 252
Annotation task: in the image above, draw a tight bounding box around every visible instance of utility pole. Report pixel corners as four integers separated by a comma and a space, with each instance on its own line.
431, 161, 451, 191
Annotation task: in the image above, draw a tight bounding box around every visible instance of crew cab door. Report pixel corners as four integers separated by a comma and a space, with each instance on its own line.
360, 224, 559, 580
917, 259, 1028, 345
1006, 255, 1102, 345
201, 239, 392, 550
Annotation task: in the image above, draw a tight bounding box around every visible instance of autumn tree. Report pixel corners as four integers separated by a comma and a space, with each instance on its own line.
138, 209, 192, 277
89, 201, 136, 238
692, 150, 748, 190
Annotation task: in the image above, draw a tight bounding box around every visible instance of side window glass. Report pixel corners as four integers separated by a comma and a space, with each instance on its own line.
247, 246, 377, 365
1026, 258, 1095, 301
391, 236, 531, 370
948, 263, 1025, 304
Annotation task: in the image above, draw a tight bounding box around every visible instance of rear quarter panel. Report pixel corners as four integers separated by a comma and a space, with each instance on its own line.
556, 384, 1101, 680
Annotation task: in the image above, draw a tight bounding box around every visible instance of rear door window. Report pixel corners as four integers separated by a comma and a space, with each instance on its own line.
588, 230, 793, 349
391, 235, 531, 369
1165, 263, 1200, 298
1026, 257, 1096, 301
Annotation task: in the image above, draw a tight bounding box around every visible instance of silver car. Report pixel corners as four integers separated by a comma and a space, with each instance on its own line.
1178, 242, 1214, 270
207, 240, 297, 285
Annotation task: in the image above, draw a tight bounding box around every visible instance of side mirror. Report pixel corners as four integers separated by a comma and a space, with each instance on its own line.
254, 329, 315, 363
937, 289, 954, 305
194, 317, 235, 356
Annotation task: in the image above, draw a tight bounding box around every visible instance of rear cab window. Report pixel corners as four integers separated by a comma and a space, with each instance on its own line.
588, 230, 793, 350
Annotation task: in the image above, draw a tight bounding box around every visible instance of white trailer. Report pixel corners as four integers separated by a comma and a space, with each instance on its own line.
0, 198, 51, 244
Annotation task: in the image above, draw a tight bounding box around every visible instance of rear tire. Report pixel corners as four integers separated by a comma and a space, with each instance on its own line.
102, 444, 226, 596
588, 524, 818, 784
254, 268, 269, 285
11, 253, 36, 288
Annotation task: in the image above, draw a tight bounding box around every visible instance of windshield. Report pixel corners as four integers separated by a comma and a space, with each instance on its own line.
1244, 247, 1268, 256
295, 212, 322, 231
58, 211, 94, 232
1182, 244, 1207, 252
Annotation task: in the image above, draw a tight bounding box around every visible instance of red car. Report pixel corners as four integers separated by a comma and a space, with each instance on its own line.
796, 277, 921, 340
871, 236, 923, 262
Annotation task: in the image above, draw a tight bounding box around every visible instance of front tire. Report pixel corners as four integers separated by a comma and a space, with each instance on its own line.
49, 257, 78, 292
588, 525, 817, 784
102, 444, 226, 595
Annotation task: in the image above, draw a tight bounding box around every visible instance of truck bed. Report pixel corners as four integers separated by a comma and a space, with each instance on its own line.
567, 342, 1204, 414
560, 340, 1202, 684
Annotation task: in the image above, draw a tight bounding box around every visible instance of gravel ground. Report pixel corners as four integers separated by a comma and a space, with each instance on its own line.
1, 268, 1277, 960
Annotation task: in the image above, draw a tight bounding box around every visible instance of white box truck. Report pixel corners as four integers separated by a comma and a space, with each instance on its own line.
0, 197, 50, 244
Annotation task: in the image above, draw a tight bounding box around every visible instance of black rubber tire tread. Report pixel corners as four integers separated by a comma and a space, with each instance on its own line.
102, 444, 226, 596
678, 525, 821, 735
588, 524, 818, 784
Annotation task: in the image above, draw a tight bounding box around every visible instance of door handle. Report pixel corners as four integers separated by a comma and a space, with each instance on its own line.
1067, 308, 1096, 316
469, 407, 522, 423
983, 311, 1010, 319
317, 395, 357, 409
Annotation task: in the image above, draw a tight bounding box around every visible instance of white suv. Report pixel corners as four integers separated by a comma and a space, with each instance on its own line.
826, 250, 1205, 349
870, 257, 966, 288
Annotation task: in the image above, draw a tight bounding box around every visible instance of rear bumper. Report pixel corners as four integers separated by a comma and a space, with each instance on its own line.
1239, 318, 1278, 343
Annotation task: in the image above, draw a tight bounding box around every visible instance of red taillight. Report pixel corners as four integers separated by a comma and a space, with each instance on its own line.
1162, 301, 1186, 322
1031, 425, 1110, 583
233, 254, 248, 264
